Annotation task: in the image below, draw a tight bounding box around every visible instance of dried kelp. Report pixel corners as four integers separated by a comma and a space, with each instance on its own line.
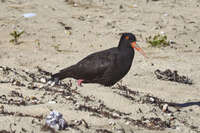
154, 69, 192, 85
96, 129, 113, 133
75, 104, 120, 119
124, 117, 171, 130
0, 130, 12, 133
0, 65, 196, 132
112, 83, 139, 101
0, 108, 43, 120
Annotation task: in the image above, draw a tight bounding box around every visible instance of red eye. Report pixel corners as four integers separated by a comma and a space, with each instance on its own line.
125, 36, 129, 40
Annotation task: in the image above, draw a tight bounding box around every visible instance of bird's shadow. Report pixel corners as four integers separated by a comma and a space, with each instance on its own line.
167, 101, 200, 108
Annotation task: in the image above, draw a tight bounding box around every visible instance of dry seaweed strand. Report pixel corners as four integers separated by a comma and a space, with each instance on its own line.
112, 82, 139, 101
0, 94, 26, 106
154, 69, 192, 85
0, 66, 190, 131
112, 82, 181, 111
0, 130, 12, 133
124, 117, 171, 130
75, 104, 120, 119
0, 109, 43, 120
0, 66, 28, 82
96, 129, 113, 133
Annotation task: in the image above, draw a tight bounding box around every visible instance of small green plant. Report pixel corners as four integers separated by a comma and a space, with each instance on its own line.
52, 44, 62, 52
146, 34, 170, 47
35, 39, 41, 49
9, 30, 24, 45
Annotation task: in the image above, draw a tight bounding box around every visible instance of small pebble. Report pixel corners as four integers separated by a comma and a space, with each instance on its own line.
25, 96, 30, 101
109, 121, 116, 126
38, 84, 44, 88
74, 103, 80, 109
167, 113, 173, 116
149, 97, 155, 102
169, 40, 176, 44
40, 78, 46, 83
164, 13, 168, 17
65, 96, 71, 99
30, 96, 37, 100
47, 81, 55, 86
112, 112, 120, 117
31, 99, 39, 104
125, 121, 130, 125
23, 13, 36, 18
160, 31, 165, 35
162, 104, 168, 112
48, 101, 57, 104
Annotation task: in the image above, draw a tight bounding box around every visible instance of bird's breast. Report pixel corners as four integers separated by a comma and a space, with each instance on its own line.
115, 50, 134, 77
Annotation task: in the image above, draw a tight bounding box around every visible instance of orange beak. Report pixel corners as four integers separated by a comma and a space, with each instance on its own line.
131, 42, 147, 58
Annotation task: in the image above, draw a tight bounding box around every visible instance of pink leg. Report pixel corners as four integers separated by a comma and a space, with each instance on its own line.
77, 79, 84, 86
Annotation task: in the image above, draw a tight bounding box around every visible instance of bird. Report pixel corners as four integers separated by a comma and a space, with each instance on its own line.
51, 33, 147, 86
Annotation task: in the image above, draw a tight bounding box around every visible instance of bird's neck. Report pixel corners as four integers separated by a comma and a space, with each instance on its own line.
118, 38, 126, 48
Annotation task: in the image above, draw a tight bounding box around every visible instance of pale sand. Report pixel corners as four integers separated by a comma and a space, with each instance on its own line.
0, 0, 200, 132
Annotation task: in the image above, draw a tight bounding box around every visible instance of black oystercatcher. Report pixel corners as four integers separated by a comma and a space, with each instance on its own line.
52, 33, 147, 86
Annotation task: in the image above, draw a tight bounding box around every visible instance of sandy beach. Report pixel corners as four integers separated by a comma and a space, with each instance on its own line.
0, 0, 200, 132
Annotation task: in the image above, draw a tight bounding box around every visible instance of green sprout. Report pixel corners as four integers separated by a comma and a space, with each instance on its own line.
35, 39, 41, 49
52, 44, 62, 52
9, 30, 24, 45
146, 34, 170, 47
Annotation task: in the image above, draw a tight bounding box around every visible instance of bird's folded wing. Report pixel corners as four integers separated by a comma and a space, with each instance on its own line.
60, 49, 118, 80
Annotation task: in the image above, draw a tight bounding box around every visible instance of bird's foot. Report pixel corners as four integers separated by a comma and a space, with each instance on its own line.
77, 79, 84, 87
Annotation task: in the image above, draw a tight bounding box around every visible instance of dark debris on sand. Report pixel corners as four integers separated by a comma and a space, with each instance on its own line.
154, 69, 192, 85
0, 130, 12, 133
124, 117, 171, 130
96, 129, 113, 133
112, 83, 169, 110
0, 66, 199, 132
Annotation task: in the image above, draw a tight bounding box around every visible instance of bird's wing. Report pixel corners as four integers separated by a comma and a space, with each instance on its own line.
60, 48, 118, 80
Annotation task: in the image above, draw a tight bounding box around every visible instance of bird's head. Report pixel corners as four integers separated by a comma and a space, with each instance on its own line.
119, 33, 147, 58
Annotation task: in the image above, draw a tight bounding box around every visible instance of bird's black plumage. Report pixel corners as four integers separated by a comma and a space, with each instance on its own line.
52, 33, 138, 86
